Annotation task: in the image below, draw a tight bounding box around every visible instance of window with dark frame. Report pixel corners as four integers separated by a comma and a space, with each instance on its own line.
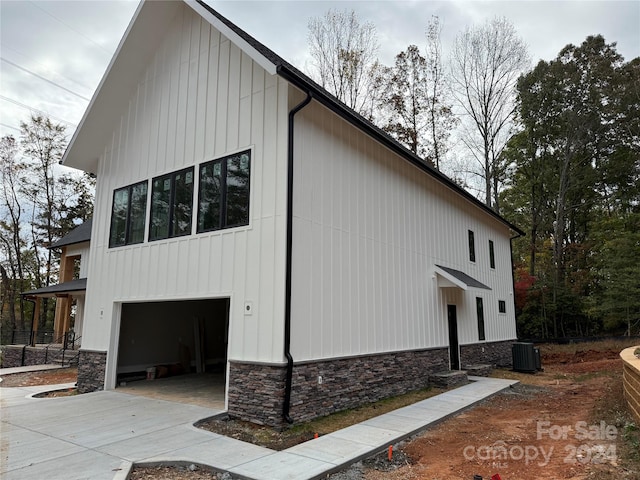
498, 300, 506, 314
476, 297, 486, 341
468, 230, 476, 262
109, 180, 148, 248
198, 150, 251, 233
489, 239, 495, 269
149, 167, 194, 241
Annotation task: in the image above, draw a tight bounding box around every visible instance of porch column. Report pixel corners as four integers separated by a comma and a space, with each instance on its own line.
53, 247, 75, 341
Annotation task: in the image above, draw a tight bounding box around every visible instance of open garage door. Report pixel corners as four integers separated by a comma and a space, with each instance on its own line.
116, 298, 229, 409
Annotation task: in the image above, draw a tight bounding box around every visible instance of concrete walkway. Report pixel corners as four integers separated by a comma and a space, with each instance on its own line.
1, 375, 517, 480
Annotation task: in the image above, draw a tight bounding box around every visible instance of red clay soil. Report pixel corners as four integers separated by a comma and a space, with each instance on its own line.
0, 367, 77, 387
364, 351, 637, 480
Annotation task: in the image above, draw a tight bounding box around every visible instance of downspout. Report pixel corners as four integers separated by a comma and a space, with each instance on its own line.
283, 91, 312, 424
509, 231, 524, 340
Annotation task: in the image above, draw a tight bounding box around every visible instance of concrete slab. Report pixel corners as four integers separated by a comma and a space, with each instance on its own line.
97, 426, 219, 461
286, 435, 373, 465
2, 448, 124, 480
230, 451, 334, 480
386, 404, 452, 423
361, 411, 438, 433
330, 424, 399, 449
142, 435, 273, 470
0, 424, 85, 473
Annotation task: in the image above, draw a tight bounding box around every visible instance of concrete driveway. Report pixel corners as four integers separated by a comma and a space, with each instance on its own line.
0, 384, 253, 480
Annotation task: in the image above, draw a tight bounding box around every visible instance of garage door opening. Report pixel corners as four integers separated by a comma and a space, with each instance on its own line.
115, 298, 229, 410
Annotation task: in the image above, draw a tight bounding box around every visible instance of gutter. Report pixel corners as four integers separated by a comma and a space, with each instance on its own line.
283, 91, 313, 424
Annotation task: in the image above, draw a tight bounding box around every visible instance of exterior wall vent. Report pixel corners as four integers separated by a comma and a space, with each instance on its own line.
512, 342, 541, 373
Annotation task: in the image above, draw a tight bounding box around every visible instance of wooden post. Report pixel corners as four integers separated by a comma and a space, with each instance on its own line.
53, 249, 77, 341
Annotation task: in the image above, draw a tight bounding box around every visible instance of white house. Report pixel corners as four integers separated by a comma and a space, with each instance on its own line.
62, 0, 522, 426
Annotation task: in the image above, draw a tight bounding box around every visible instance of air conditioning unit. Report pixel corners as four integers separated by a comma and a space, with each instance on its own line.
512, 342, 540, 373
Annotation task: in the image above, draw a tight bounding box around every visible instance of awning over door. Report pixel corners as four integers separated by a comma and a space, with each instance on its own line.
434, 265, 491, 290
22, 278, 87, 298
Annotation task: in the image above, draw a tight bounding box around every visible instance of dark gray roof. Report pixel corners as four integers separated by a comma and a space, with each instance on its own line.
435, 265, 491, 290
22, 278, 87, 297
196, 1, 524, 237
50, 219, 92, 249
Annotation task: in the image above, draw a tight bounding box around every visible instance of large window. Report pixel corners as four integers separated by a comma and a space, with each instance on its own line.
468, 230, 476, 262
149, 167, 194, 241
476, 297, 486, 341
198, 150, 251, 233
489, 240, 495, 269
109, 180, 148, 248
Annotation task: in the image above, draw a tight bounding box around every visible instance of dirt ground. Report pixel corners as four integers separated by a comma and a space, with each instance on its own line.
0, 367, 77, 387
2, 341, 639, 480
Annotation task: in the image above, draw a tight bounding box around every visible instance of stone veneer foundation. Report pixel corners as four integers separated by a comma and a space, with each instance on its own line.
459, 339, 515, 368
0, 345, 56, 367
77, 349, 107, 393
228, 347, 449, 426
0, 345, 25, 367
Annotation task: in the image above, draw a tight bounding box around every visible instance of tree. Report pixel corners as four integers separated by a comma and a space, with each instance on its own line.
0, 115, 95, 335
425, 16, 457, 170
590, 213, 640, 336
502, 36, 640, 338
378, 45, 430, 158
450, 16, 529, 212
307, 9, 380, 117
19, 115, 68, 306
0, 135, 26, 334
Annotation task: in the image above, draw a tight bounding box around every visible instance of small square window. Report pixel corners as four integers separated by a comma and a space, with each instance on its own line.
498, 300, 506, 314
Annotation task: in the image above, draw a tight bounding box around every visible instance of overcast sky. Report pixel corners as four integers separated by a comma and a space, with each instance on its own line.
1, 0, 639, 141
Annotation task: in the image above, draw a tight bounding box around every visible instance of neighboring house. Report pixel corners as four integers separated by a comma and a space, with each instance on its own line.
62, 0, 523, 426
22, 219, 91, 346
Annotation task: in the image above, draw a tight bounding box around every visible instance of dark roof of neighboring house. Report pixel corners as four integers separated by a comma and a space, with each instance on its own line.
49, 219, 92, 249
22, 278, 87, 298
435, 265, 491, 290
195, 1, 524, 237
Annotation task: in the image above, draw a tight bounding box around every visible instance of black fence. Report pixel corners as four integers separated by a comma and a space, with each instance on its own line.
7, 330, 78, 349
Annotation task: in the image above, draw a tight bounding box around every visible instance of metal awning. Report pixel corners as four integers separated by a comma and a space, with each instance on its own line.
22, 278, 87, 298
434, 265, 491, 290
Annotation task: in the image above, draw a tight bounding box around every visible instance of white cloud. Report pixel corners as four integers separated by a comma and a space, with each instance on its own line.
1, 0, 638, 140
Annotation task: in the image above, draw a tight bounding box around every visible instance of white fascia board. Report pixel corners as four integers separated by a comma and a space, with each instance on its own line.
185, 1, 277, 75
434, 266, 468, 290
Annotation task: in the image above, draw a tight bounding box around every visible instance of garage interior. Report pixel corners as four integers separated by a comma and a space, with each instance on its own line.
116, 298, 229, 410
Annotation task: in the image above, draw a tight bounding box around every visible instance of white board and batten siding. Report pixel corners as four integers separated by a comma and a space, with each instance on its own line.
82, 4, 290, 379
290, 100, 517, 362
